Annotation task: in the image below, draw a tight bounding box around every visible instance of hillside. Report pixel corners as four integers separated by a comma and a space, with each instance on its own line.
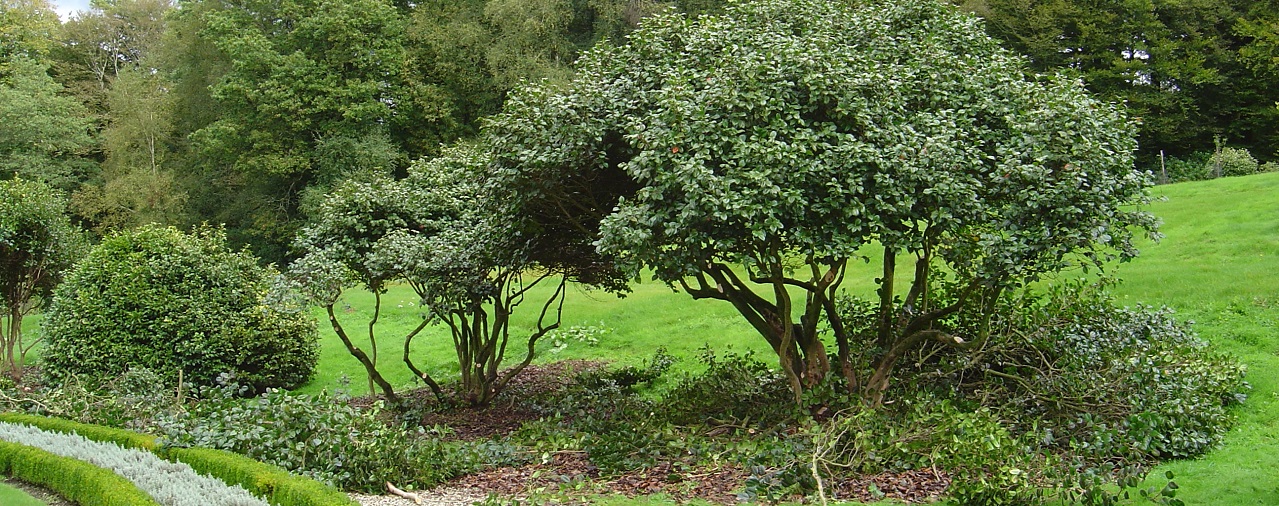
1110, 172, 1279, 505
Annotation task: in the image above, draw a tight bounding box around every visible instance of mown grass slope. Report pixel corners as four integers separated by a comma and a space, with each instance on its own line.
1110, 172, 1279, 505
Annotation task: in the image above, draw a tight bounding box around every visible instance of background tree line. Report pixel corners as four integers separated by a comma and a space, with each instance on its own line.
2, 0, 1278, 262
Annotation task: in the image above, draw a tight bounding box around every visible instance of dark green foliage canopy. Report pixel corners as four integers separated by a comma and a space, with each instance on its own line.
0, 178, 85, 380
0, 178, 83, 306
178, 0, 410, 262
968, 0, 1279, 164
0, 56, 95, 190
41, 225, 318, 392
487, 0, 1157, 403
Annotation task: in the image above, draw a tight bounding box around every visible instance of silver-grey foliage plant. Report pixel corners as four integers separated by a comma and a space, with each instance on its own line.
0, 421, 269, 506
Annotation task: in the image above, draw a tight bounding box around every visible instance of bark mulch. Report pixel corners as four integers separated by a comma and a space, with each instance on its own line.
376, 361, 953, 504
448, 452, 750, 504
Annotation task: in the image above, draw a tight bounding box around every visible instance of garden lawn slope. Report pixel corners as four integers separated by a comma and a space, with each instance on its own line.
1113, 172, 1279, 505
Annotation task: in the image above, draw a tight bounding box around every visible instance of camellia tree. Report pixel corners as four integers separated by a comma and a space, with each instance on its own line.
485, 0, 1158, 406
290, 144, 626, 407
0, 178, 85, 381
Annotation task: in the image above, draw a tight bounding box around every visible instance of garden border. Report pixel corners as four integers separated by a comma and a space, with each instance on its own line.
0, 413, 358, 506
0, 439, 158, 506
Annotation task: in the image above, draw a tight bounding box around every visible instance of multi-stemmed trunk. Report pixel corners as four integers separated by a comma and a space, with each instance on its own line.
681, 244, 991, 408
680, 255, 844, 405
1, 262, 42, 382
325, 296, 403, 405
422, 272, 566, 407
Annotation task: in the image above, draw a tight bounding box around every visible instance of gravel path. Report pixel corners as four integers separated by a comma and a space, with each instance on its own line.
350, 486, 489, 506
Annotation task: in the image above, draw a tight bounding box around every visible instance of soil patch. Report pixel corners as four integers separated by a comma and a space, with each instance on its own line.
411, 361, 606, 441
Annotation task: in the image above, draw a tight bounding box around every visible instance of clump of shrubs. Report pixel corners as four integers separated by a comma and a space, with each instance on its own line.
40, 225, 318, 393
1204, 146, 1260, 177
843, 281, 1246, 503
155, 375, 478, 492
1158, 152, 1212, 183
920, 282, 1248, 461
1157, 146, 1272, 183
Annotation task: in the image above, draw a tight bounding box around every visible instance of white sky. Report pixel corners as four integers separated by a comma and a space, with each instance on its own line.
50, 0, 93, 21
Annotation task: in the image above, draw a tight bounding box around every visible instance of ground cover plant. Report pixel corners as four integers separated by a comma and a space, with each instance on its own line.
155, 377, 475, 493
0, 438, 157, 506
0, 411, 360, 506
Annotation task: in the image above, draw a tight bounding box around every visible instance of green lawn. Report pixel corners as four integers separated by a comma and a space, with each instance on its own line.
1108, 172, 1279, 505
297, 275, 778, 395
0, 481, 48, 506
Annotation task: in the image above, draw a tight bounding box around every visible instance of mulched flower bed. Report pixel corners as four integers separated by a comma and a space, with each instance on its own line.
448, 452, 749, 504
445, 452, 950, 504
830, 469, 951, 504
413, 361, 606, 441
362, 361, 954, 504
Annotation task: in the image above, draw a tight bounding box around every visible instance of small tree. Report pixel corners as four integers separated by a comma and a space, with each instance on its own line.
291, 144, 625, 407
485, 0, 1158, 406
0, 178, 85, 380
287, 156, 464, 404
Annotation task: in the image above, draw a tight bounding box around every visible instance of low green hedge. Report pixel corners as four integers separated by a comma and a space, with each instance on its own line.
0, 412, 156, 450
165, 447, 358, 506
0, 412, 357, 506
0, 439, 158, 506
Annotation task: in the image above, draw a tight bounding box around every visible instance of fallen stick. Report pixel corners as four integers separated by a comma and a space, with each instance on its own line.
386, 481, 422, 504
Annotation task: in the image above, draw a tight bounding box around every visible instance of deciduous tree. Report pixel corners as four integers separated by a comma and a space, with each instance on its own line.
0, 0, 59, 64
53, 0, 172, 113
0, 56, 95, 190
184, 0, 409, 262
74, 63, 184, 232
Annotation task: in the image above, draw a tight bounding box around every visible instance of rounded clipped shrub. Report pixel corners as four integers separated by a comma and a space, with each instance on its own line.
41, 225, 318, 392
